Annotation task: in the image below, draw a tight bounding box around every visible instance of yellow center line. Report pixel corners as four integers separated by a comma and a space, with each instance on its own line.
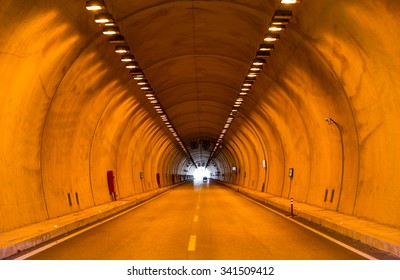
193, 215, 199, 222
188, 235, 196, 251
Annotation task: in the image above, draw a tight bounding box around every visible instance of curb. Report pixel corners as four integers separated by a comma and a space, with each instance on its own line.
214, 180, 400, 258
1, 183, 183, 259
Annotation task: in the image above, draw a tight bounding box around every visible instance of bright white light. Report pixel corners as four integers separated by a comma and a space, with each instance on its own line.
264, 37, 278, 42
193, 167, 210, 181
268, 26, 285, 32
87, 6, 102, 11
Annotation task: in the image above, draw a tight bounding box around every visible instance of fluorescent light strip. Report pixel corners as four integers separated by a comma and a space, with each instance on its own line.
87, 6, 193, 161
206, 3, 301, 168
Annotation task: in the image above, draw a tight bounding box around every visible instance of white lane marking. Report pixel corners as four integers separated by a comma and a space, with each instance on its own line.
188, 235, 197, 251
238, 193, 378, 260
13, 191, 171, 260
193, 215, 199, 222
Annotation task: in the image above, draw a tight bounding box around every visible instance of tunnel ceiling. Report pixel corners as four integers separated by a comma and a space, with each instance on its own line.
86, 0, 295, 166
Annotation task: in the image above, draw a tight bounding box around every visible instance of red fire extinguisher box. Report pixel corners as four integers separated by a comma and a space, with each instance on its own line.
107, 170, 115, 194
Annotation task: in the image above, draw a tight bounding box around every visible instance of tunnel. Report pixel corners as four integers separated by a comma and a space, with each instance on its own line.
1, 0, 400, 260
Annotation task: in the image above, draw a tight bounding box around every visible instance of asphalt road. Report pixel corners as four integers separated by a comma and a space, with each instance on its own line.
28, 181, 366, 260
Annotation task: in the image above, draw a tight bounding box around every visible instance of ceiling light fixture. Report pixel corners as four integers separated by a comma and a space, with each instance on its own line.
94, 13, 113, 24
252, 58, 266, 66
264, 33, 280, 42
137, 80, 149, 85
273, 9, 293, 19
270, 18, 290, 26
281, 0, 301, 4
256, 51, 271, 58
268, 25, 286, 32
250, 66, 262, 71
115, 45, 130, 54
247, 69, 261, 76
104, 21, 116, 27
121, 54, 135, 62
86, 0, 106, 11
133, 75, 145, 80
103, 26, 120, 35
130, 68, 143, 75
259, 43, 275, 51
108, 35, 125, 43
125, 62, 139, 69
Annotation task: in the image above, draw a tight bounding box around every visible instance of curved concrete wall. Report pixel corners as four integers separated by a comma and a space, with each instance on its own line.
214, 0, 400, 228
0, 0, 400, 234
0, 1, 185, 232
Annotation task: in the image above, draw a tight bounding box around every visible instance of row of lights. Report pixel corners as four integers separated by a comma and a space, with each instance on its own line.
207, 0, 302, 162
85, 1, 192, 159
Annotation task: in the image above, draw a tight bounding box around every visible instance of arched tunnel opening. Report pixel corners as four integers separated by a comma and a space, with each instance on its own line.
1, 0, 400, 263
191, 167, 210, 181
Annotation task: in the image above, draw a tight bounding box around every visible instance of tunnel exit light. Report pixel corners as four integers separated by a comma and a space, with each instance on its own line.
193, 167, 210, 181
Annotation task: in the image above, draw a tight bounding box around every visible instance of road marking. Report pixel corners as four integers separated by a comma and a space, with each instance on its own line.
238, 193, 378, 260
13, 191, 171, 260
188, 235, 197, 251
193, 215, 199, 222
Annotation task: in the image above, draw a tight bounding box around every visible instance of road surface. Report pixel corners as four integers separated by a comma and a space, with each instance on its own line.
28, 181, 366, 260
